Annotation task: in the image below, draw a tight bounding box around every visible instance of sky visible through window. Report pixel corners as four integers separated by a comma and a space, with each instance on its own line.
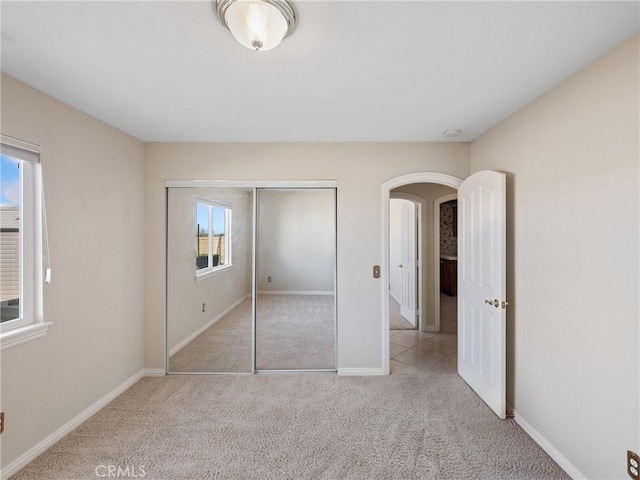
212, 206, 225, 236
196, 203, 208, 235
196, 203, 225, 236
1, 155, 20, 207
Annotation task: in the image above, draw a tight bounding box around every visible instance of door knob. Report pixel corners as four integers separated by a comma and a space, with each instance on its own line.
398, 264, 403, 268
484, 299, 499, 308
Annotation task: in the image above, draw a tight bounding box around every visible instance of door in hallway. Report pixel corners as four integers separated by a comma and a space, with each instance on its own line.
400, 200, 417, 326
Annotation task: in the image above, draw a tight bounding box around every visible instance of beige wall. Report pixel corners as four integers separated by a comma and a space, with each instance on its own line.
392, 183, 456, 331
144, 143, 470, 370
469, 35, 639, 479
257, 189, 335, 293
0, 74, 145, 468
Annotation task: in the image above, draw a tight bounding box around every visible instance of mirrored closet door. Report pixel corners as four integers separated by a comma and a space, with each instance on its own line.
167, 183, 336, 374
255, 189, 336, 371
167, 187, 254, 373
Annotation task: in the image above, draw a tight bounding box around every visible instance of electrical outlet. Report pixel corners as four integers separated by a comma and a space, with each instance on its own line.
202, 303, 206, 313
628, 451, 639, 480
1, 412, 4, 434
268, 276, 271, 283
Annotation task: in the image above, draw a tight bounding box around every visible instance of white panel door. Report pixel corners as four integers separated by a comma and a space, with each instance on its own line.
400, 201, 416, 326
458, 170, 507, 419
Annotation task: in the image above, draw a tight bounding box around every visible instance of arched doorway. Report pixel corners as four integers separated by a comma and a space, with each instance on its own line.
381, 173, 464, 375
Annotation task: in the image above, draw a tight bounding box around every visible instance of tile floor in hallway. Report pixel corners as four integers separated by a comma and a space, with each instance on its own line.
390, 292, 458, 374
390, 330, 457, 374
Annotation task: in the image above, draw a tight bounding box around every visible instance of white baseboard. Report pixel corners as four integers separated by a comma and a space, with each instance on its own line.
510, 405, 586, 479
257, 291, 334, 296
1, 368, 161, 480
389, 291, 401, 305
337, 367, 385, 376
169, 294, 249, 356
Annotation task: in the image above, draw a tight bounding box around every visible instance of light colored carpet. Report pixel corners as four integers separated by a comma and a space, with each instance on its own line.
389, 295, 416, 330
256, 295, 335, 370
11, 374, 569, 480
170, 298, 253, 373
170, 295, 335, 372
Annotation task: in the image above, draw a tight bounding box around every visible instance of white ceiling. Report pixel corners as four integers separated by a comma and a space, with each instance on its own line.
1, 1, 638, 142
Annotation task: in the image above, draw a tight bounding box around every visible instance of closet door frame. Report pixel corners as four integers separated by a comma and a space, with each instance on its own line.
164, 180, 337, 375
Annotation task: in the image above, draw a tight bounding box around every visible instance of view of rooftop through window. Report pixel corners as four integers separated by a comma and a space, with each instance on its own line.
0, 154, 21, 323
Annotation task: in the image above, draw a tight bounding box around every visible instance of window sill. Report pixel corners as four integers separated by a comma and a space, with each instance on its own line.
196, 264, 232, 282
0, 322, 53, 352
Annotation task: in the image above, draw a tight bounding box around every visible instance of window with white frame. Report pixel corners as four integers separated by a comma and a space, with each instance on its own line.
0, 137, 50, 350
195, 200, 231, 276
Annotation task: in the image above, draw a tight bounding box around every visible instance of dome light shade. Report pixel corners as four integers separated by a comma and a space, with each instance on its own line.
216, 0, 296, 52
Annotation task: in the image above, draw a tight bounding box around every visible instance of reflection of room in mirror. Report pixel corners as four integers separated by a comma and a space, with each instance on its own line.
169, 296, 252, 372
170, 293, 335, 372
167, 186, 337, 373
256, 294, 335, 370
167, 187, 254, 373
256, 189, 336, 371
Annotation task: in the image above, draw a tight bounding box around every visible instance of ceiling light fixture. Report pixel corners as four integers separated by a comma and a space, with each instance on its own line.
443, 129, 461, 138
216, 0, 296, 52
